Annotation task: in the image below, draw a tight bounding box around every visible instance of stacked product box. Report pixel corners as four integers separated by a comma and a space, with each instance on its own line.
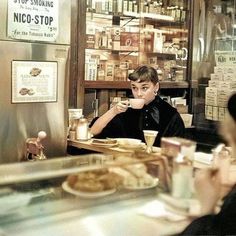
85, 57, 98, 81
205, 65, 236, 121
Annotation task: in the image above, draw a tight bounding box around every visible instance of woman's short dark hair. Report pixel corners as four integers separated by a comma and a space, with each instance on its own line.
128, 65, 159, 84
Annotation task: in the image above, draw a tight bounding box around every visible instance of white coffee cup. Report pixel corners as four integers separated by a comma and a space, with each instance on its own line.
128, 98, 145, 109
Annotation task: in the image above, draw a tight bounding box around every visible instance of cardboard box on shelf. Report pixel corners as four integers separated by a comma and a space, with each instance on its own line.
105, 62, 115, 81
208, 80, 219, 88
85, 63, 97, 80
86, 34, 95, 49
224, 73, 235, 82
210, 73, 223, 81
153, 31, 163, 53
111, 27, 121, 51
219, 81, 236, 90
214, 66, 224, 74
143, 31, 154, 52
120, 32, 139, 51
97, 61, 106, 81
205, 105, 213, 120
114, 66, 127, 81
212, 106, 219, 121
217, 89, 232, 107
219, 107, 226, 121
86, 25, 96, 49
205, 87, 218, 106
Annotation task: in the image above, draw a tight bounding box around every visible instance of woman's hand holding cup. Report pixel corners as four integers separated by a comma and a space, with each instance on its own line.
112, 100, 129, 115
111, 98, 145, 115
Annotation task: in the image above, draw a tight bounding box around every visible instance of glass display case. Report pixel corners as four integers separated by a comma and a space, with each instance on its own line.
191, 0, 236, 151
0, 153, 189, 235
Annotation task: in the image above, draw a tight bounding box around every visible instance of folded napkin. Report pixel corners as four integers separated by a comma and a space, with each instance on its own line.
137, 199, 187, 221
194, 152, 213, 165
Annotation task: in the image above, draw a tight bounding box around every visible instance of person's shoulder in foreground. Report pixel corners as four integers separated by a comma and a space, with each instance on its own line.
178, 93, 236, 235
179, 184, 236, 235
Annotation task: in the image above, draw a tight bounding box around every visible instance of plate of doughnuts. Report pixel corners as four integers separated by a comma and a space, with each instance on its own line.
62, 181, 116, 198
62, 168, 123, 198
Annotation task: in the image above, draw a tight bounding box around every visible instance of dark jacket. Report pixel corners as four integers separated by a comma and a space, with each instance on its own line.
179, 184, 236, 235
91, 96, 185, 146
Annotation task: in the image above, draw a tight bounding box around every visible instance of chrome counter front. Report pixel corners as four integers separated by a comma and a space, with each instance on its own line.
0, 154, 190, 236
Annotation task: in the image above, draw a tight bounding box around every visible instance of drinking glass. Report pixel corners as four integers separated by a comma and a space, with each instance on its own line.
143, 130, 158, 153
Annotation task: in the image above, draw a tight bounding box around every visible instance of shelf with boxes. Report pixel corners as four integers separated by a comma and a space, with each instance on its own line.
138, 12, 188, 82
85, 12, 140, 82
82, 0, 193, 121
84, 0, 189, 83
84, 80, 197, 89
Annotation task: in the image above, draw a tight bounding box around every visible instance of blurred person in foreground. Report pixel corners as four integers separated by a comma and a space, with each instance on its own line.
90, 65, 185, 146
179, 93, 236, 235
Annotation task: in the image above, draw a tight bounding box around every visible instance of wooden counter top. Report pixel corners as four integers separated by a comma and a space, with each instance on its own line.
67, 139, 162, 156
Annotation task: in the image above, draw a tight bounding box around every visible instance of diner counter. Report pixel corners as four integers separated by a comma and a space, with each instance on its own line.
1, 150, 235, 235
0, 154, 192, 236
67, 139, 212, 169
67, 138, 162, 155
1, 192, 191, 236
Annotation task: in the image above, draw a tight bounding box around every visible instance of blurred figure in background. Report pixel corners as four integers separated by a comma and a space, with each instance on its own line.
179, 93, 236, 235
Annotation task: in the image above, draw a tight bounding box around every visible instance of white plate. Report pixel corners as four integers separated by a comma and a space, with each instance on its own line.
124, 178, 159, 190
91, 139, 118, 147
116, 138, 143, 149
62, 181, 116, 198
119, 143, 145, 150
92, 142, 118, 147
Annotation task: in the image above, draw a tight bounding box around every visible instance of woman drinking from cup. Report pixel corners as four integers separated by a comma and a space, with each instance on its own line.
90, 65, 185, 147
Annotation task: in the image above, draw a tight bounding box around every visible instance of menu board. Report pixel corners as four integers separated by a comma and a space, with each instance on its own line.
7, 0, 58, 42
12, 60, 58, 103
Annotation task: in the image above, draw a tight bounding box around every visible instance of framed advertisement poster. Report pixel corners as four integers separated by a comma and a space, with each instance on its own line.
12, 60, 58, 103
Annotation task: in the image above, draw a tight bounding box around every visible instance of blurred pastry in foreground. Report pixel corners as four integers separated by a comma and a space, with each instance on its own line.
66, 168, 123, 192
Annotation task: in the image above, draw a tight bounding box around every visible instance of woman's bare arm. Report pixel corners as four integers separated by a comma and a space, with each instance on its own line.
90, 101, 129, 136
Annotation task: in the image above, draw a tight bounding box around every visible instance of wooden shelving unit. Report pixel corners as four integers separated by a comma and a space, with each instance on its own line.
84, 80, 198, 89
70, 0, 195, 117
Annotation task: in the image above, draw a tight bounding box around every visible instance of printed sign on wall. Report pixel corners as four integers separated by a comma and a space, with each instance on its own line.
12, 60, 58, 103
215, 51, 236, 66
7, 0, 58, 42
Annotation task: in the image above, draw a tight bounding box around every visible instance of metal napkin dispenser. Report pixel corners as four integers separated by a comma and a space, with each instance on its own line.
161, 137, 196, 161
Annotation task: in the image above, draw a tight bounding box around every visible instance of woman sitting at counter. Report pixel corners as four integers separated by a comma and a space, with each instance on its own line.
90, 65, 185, 146
179, 93, 236, 235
